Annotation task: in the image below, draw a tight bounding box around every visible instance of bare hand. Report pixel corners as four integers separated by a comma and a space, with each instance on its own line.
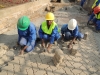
68, 44, 72, 49
20, 50, 24, 55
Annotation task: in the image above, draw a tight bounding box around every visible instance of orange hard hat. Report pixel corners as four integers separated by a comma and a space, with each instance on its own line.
93, 6, 100, 14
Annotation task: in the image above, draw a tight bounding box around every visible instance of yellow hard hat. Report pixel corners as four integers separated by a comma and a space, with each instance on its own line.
45, 12, 55, 20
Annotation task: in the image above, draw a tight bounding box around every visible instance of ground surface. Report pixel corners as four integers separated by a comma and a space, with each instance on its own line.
0, 4, 100, 75
0, 0, 30, 9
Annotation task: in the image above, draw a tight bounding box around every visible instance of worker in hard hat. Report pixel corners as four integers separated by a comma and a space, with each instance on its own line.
38, 12, 60, 53
80, 0, 86, 7
17, 16, 37, 55
61, 19, 87, 49
88, 5, 100, 30
92, 0, 100, 9
88, 0, 100, 15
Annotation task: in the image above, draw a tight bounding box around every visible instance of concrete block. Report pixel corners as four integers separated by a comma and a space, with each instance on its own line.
70, 49, 77, 56
53, 56, 60, 67
53, 48, 64, 67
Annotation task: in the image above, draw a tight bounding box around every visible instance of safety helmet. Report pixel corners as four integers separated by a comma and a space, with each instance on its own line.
17, 16, 30, 30
68, 19, 77, 30
45, 12, 55, 20
93, 5, 100, 14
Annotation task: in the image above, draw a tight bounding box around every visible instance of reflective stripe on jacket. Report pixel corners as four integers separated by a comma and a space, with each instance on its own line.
41, 21, 57, 35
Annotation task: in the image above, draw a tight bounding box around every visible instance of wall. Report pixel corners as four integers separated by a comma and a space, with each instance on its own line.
0, 0, 50, 34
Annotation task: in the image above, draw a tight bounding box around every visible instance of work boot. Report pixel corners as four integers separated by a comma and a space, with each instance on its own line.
83, 33, 88, 40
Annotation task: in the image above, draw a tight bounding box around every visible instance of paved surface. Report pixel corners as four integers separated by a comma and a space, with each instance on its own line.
0, 5, 100, 75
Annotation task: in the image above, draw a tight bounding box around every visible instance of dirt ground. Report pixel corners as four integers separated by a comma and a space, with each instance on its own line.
0, 0, 30, 9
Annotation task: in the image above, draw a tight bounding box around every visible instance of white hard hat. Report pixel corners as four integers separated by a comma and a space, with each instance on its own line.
68, 19, 77, 30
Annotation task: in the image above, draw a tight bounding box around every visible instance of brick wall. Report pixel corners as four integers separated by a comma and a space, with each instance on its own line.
0, 0, 50, 34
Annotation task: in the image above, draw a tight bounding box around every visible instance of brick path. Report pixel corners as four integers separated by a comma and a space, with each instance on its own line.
0, 5, 100, 75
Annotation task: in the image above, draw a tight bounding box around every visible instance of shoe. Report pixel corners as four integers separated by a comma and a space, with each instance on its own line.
83, 33, 88, 40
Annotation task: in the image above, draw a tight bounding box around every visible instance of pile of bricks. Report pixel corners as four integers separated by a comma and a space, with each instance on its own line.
53, 48, 64, 67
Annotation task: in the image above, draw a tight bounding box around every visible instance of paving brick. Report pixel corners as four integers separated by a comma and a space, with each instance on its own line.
53, 68, 65, 75
89, 61, 97, 67
64, 60, 73, 68
0, 70, 7, 75
65, 55, 73, 61
31, 62, 39, 73
72, 63, 82, 68
88, 67, 97, 74
63, 67, 74, 75
24, 54, 30, 61
84, 59, 90, 64
47, 71, 54, 75
95, 65, 100, 70
0, 59, 4, 65
96, 71, 100, 75
7, 71, 14, 75
79, 72, 87, 75
38, 63, 49, 70
75, 52, 82, 57
83, 63, 93, 70
91, 73, 99, 75
20, 61, 32, 71
34, 70, 46, 75
2, 55, 8, 62
43, 52, 54, 59
35, 57, 42, 66
58, 62, 66, 69
42, 58, 52, 64
39, 53, 45, 60
2, 62, 14, 73
19, 68, 27, 75
61, 73, 68, 75
83, 70, 91, 75
71, 69, 82, 75
20, 60, 32, 71
45, 67, 53, 74
80, 65, 87, 71
48, 61, 57, 71
30, 52, 39, 59
27, 68, 34, 75
10, 57, 20, 65
13, 64, 20, 73
14, 72, 27, 75
72, 57, 82, 62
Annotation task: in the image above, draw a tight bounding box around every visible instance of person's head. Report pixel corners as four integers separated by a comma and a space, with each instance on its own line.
68, 19, 77, 30
45, 12, 55, 26
93, 5, 100, 14
17, 16, 30, 31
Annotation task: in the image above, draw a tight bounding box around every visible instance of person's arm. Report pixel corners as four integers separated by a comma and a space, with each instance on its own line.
27, 24, 36, 46
38, 25, 45, 48
61, 25, 66, 40
68, 26, 78, 48
88, 13, 95, 21
92, 0, 98, 9
47, 26, 58, 50
20, 46, 28, 55
38, 25, 44, 39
